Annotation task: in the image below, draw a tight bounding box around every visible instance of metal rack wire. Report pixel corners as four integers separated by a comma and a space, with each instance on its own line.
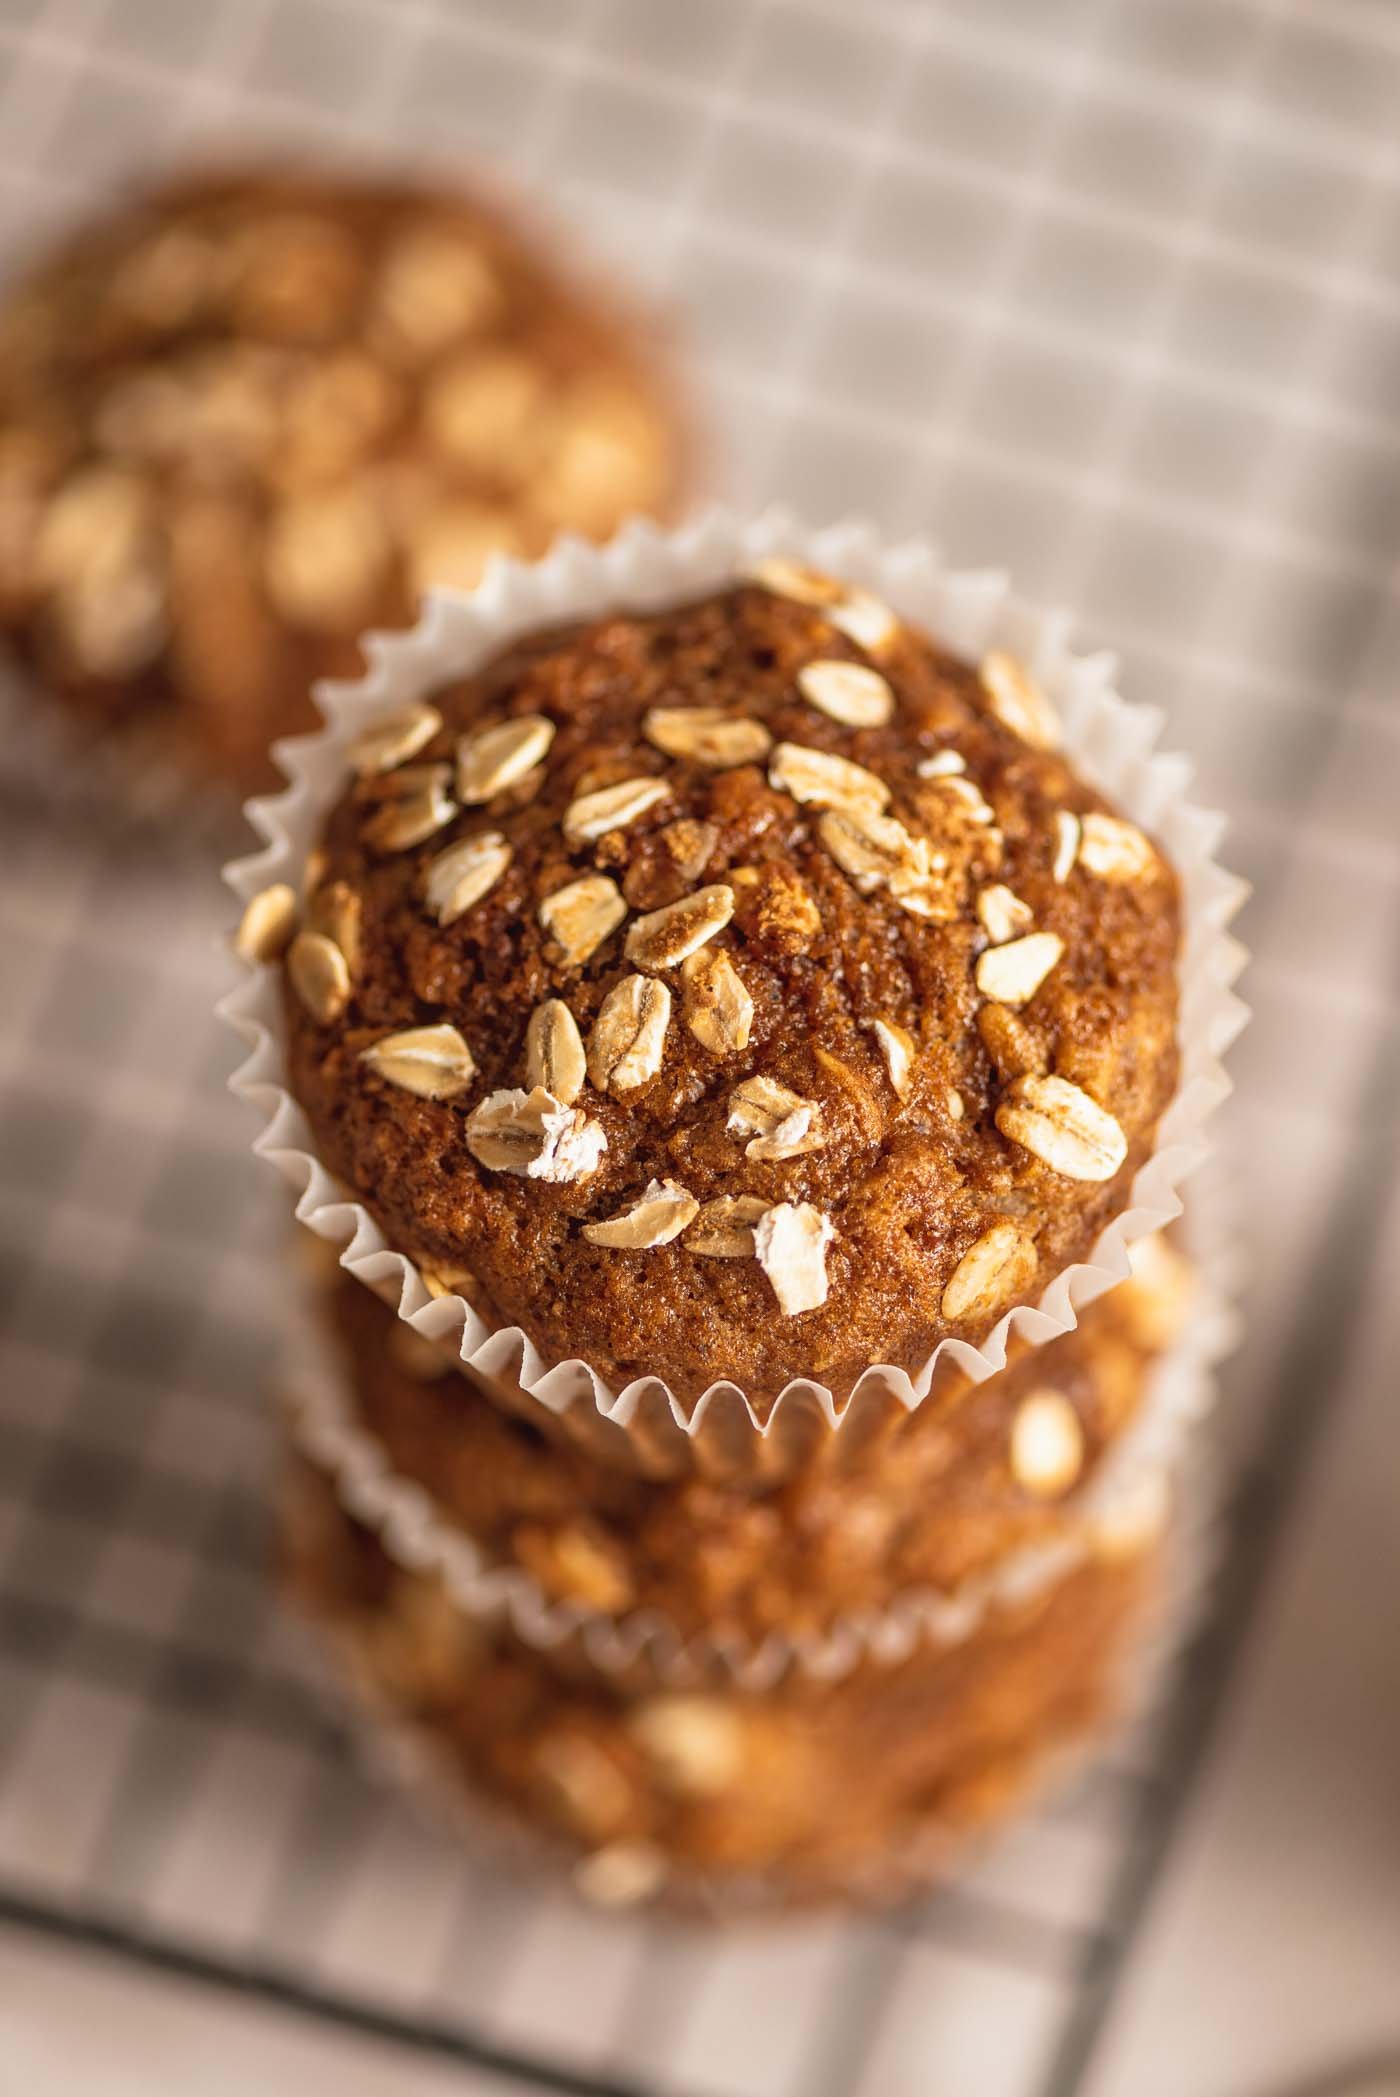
3, 0, 1400, 2090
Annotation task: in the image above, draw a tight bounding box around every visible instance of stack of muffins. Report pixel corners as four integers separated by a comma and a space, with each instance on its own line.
234, 543, 1220, 1908
0, 154, 1229, 1909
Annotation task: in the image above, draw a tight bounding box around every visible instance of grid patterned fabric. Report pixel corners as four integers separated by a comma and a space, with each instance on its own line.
1, 1, 1399, 2093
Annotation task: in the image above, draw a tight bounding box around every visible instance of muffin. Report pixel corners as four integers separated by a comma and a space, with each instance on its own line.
283, 1452, 1167, 1906
308, 1231, 1192, 1645
0, 166, 690, 791
261, 566, 1181, 1410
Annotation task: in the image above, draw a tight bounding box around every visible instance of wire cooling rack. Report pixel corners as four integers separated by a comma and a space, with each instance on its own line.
2, 0, 1399, 2092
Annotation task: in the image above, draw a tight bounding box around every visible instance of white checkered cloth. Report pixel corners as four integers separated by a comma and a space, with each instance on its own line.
2, 2, 1399, 2093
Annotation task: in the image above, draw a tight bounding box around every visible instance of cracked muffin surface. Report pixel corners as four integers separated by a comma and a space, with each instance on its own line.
269, 567, 1181, 1404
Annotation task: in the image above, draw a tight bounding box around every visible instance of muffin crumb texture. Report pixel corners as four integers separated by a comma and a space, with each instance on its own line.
277, 568, 1181, 1403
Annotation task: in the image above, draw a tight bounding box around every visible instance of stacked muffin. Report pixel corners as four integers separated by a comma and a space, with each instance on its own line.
282, 1240, 1189, 1903
240, 554, 1207, 1906
0, 167, 688, 793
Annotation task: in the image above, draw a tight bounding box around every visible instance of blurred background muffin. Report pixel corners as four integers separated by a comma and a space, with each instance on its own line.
3, 0, 1396, 2082
0, 164, 692, 792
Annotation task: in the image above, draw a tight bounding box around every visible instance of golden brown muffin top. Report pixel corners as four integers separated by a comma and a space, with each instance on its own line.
266, 565, 1181, 1403
0, 165, 688, 788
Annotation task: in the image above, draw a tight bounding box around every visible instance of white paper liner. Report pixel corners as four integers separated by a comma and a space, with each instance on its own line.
223, 510, 1249, 1476
280, 1206, 1234, 1694
286, 1452, 1217, 1915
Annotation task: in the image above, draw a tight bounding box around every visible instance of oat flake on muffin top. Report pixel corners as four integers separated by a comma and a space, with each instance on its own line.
265, 564, 1181, 1405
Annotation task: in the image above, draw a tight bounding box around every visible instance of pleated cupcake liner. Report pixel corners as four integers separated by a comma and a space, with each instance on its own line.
279, 1191, 1234, 1694
223, 509, 1249, 1479
285, 1433, 1220, 1916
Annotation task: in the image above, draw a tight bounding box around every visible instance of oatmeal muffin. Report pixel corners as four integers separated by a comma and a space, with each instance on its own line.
284, 1454, 1165, 1904
312, 1231, 1191, 1641
260, 565, 1181, 1406
0, 166, 689, 790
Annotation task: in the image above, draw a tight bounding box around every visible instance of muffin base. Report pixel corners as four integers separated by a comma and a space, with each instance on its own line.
307, 1242, 1188, 1646
283, 1454, 1164, 1909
